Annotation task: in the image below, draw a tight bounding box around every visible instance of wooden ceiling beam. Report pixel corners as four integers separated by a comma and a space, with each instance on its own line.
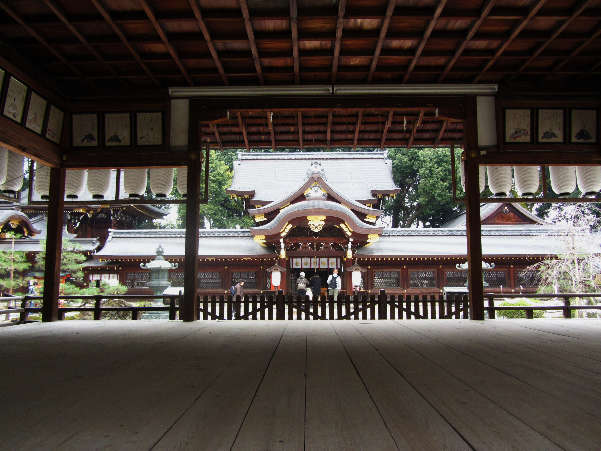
550, 23, 601, 74
187, 0, 228, 85
438, 0, 496, 82
408, 110, 424, 148
237, 112, 249, 150
434, 120, 447, 147
0, 1, 82, 78
239, 0, 264, 84
380, 110, 393, 149
474, 0, 548, 82
331, 0, 347, 82
138, 0, 192, 86
211, 123, 223, 150
353, 111, 363, 149
367, 0, 395, 82
514, 0, 595, 77
326, 111, 332, 148
298, 112, 303, 149
403, 0, 447, 83
267, 112, 275, 151
290, 0, 300, 83
90, 0, 159, 86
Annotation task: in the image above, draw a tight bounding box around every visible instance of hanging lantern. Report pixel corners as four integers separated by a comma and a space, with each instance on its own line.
176, 167, 187, 197
486, 166, 512, 196
0, 146, 7, 186
576, 166, 601, 197
87, 169, 111, 199
549, 166, 576, 197
123, 168, 147, 198
65, 169, 86, 199
347, 261, 365, 290
266, 262, 285, 290
459, 159, 486, 193
149, 168, 174, 197
1, 151, 24, 194
513, 166, 539, 196
34, 163, 51, 200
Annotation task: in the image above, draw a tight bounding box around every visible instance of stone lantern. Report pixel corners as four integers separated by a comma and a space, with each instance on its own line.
140, 245, 178, 311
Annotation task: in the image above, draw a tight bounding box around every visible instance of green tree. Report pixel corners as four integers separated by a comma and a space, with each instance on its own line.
0, 232, 31, 295
383, 147, 464, 228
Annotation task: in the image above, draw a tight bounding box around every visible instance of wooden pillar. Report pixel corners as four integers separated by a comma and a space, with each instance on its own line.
42, 167, 65, 322
464, 95, 484, 320
182, 151, 202, 321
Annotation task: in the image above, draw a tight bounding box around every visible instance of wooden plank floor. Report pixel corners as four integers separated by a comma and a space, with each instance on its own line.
0, 320, 600, 450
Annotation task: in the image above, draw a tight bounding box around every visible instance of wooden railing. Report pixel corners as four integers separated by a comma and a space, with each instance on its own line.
485, 293, 601, 319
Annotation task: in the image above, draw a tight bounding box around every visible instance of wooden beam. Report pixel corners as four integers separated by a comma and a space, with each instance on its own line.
187, 0, 228, 85
63, 149, 188, 168
182, 151, 202, 322
0, 116, 61, 167
353, 111, 363, 149
380, 110, 393, 149
138, 0, 192, 85
239, 0, 264, 84
267, 112, 275, 151
41, 167, 65, 322
403, 0, 447, 83
290, 0, 300, 83
550, 23, 601, 74
514, 0, 595, 77
408, 109, 424, 148
91, 0, 159, 86
367, 0, 395, 82
464, 96, 484, 321
438, 0, 496, 82
331, 0, 347, 82
326, 111, 333, 148
474, 0, 548, 82
481, 149, 601, 165
212, 123, 223, 150
298, 112, 303, 149
237, 112, 249, 150
434, 119, 447, 147
0, 1, 82, 78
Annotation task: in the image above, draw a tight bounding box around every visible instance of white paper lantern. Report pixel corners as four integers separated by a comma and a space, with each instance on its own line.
1, 151, 24, 194
65, 170, 86, 199
0, 147, 7, 186
352, 270, 362, 288
87, 169, 111, 199
576, 166, 601, 196
123, 168, 147, 198
486, 166, 512, 196
459, 160, 486, 193
150, 168, 174, 197
34, 163, 51, 200
176, 167, 187, 196
513, 166, 539, 196
549, 166, 576, 196
271, 270, 281, 288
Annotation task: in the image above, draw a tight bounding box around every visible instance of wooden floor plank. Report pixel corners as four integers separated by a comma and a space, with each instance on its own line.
304, 322, 398, 450
332, 322, 472, 450
232, 324, 306, 451
393, 321, 601, 450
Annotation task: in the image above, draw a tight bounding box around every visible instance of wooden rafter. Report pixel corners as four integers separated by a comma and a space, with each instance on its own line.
550, 23, 601, 74
514, 0, 594, 77
380, 110, 393, 149
367, 0, 395, 82
0, 1, 82, 77
353, 111, 363, 149
90, 0, 159, 86
187, 0, 228, 85
298, 112, 303, 149
239, 0, 264, 84
267, 112, 275, 151
434, 120, 448, 147
474, 0, 549, 82
438, 0, 496, 82
326, 111, 333, 148
290, 0, 300, 83
403, 0, 447, 83
237, 112, 249, 150
211, 123, 223, 150
138, 0, 192, 86
331, 0, 347, 82
408, 110, 424, 148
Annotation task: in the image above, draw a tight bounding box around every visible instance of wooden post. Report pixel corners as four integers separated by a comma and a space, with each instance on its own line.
169, 295, 177, 320
563, 297, 571, 319
93, 295, 102, 320
42, 167, 65, 322
487, 295, 496, 319
378, 289, 386, 320
464, 95, 485, 320
182, 150, 202, 322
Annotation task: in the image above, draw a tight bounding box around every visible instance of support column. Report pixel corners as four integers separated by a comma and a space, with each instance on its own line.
42, 167, 65, 322
464, 95, 484, 320
182, 151, 202, 321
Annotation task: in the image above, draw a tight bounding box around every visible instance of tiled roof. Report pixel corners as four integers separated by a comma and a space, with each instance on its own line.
228, 151, 398, 203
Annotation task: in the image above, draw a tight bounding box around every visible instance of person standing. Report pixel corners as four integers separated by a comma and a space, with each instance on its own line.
296, 272, 308, 298
327, 269, 341, 301
232, 280, 244, 318
310, 272, 322, 300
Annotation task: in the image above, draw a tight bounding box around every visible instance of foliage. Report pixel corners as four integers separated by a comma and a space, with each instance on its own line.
383, 147, 464, 228
35, 238, 87, 284
496, 300, 545, 319
0, 232, 31, 295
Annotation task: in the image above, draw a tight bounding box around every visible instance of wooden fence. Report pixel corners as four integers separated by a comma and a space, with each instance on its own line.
485, 293, 601, 319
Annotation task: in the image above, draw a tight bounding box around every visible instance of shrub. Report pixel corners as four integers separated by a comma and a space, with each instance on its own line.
497, 300, 545, 319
